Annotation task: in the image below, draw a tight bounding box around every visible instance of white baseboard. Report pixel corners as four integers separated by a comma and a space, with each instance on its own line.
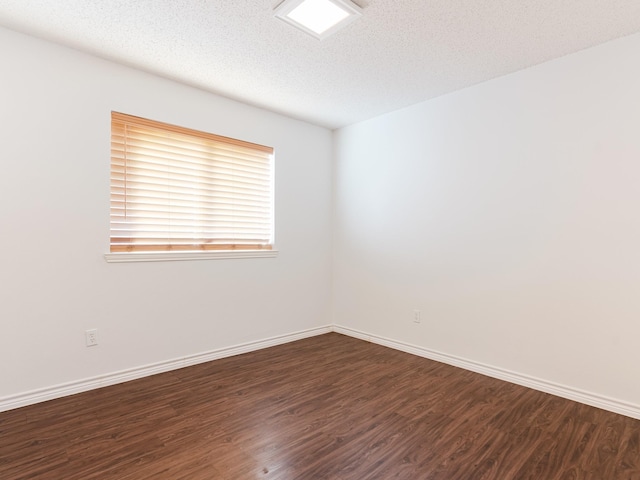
333, 325, 640, 420
4, 324, 639, 421
0, 325, 332, 413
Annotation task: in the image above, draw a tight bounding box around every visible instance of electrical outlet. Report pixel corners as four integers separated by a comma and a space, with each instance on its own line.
85, 329, 98, 347
413, 310, 421, 324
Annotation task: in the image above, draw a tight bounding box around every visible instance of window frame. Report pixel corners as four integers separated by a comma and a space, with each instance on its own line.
105, 112, 277, 263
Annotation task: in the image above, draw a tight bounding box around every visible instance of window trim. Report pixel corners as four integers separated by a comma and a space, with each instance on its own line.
104, 249, 278, 263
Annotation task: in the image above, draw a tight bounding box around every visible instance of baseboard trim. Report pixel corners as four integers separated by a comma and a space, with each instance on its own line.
332, 325, 640, 420
0, 325, 332, 413
5, 324, 639, 420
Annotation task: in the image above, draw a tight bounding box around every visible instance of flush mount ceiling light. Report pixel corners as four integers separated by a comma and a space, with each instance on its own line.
274, 0, 362, 40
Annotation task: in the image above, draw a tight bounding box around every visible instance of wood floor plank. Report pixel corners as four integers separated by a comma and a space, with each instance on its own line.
1, 333, 639, 479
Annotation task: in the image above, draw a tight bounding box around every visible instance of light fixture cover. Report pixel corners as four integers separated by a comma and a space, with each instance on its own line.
274, 0, 362, 40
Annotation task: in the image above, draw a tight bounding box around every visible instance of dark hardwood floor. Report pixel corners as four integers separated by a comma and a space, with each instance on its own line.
1, 333, 639, 479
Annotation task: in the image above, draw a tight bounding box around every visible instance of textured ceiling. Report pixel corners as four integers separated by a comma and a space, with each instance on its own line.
1, 1, 640, 129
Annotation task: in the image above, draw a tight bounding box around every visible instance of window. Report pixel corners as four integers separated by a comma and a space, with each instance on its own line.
109, 112, 274, 258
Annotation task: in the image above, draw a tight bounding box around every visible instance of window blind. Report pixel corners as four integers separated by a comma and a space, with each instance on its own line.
110, 112, 274, 253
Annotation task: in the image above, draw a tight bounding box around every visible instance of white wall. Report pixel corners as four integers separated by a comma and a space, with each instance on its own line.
334, 32, 640, 407
0, 27, 333, 399
3, 23, 640, 416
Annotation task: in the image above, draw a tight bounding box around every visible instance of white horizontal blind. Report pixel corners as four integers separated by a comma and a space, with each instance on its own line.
110, 112, 274, 253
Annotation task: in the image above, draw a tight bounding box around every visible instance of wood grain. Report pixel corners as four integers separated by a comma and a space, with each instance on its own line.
1, 333, 639, 479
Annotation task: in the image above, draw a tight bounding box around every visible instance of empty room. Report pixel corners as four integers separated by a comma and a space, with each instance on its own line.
1, 0, 639, 478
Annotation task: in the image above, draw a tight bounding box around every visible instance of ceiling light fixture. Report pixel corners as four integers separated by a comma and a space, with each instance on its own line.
274, 0, 362, 40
